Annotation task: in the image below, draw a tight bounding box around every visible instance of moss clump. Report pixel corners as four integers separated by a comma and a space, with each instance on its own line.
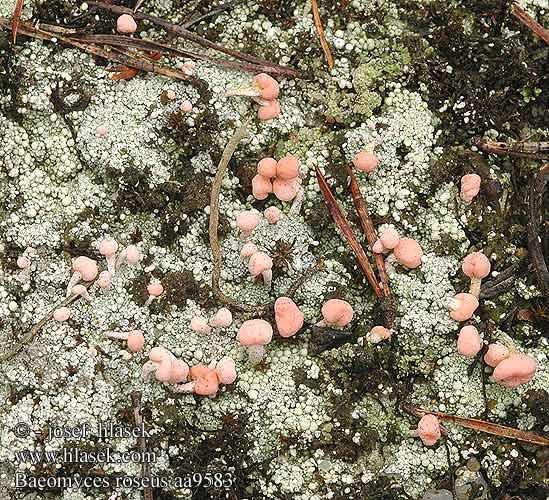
162, 270, 212, 308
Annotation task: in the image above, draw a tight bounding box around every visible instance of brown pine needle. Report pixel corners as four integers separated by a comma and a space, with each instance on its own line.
403, 404, 549, 446
315, 165, 382, 297
345, 165, 394, 327
512, 3, 549, 44
11, 0, 23, 44
311, 0, 334, 71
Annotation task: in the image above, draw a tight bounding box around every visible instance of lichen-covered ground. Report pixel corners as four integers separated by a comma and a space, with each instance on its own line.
0, 0, 548, 499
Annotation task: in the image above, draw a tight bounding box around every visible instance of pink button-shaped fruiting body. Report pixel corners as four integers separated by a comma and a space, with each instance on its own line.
190, 316, 211, 334
240, 242, 259, 261
117, 244, 140, 268
366, 325, 392, 343
415, 414, 441, 446
248, 251, 273, 289
372, 240, 385, 254
462, 251, 491, 297
53, 307, 71, 322
145, 283, 164, 306
17, 256, 30, 269
492, 353, 536, 388
96, 125, 108, 137
273, 178, 299, 202
448, 292, 479, 322
97, 271, 112, 289
257, 157, 277, 178
237, 319, 273, 364
319, 299, 353, 328
352, 150, 379, 173
276, 155, 300, 180
71, 284, 92, 302
253, 73, 280, 101
264, 206, 282, 224
236, 211, 261, 239
393, 238, 423, 269
117, 14, 137, 34
214, 356, 237, 385
209, 308, 233, 328
484, 343, 510, 367
275, 297, 304, 338
66, 256, 99, 296
180, 100, 193, 112
457, 325, 482, 358
379, 229, 400, 250
99, 238, 119, 276
460, 174, 481, 203
105, 329, 145, 353
176, 364, 220, 396
257, 99, 281, 121
142, 348, 189, 384
252, 174, 273, 200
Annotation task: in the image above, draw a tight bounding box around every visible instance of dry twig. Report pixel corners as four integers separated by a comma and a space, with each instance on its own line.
315, 165, 383, 298
311, 0, 334, 71
527, 164, 549, 296
131, 391, 153, 500
11, 0, 23, 43
403, 404, 549, 446
512, 3, 549, 44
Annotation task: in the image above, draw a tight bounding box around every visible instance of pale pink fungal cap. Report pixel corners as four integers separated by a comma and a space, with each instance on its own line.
127, 330, 145, 353
493, 353, 536, 388
252, 174, 273, 200
462, 252, 491, 279
416, 414, 441, 446
189, 365, 219, 396
166, 90, 176, 100
215, 356, 237, 385
352, 150, 379, 173
124, 245, 140, 265
276, 155, 300, 180
209, 308, 233, 328
190, 316, 211, 334
449, 293, 479, 321
248, 251, 273, 277
116, 14, 137, 34
71, 284, 91, 301
372, 240, 385, 254
457, 325, 482, 358
393, 238, 423, 269
73, 256, 99, 281
53, 307, 71, 322
180, 100, 193, 112
264, 206, 282, 224
240, 242, 259, 260
237, 319, 273, 346
460, 174, 481, 203
379, 229, 400, 250
147, 283, 164, 297
236, 211, 261, 238
149, 346, 171, 362
273, 177, 298, 202
97, 271, 112, 289
321, 299, 353, 328
95, 125, 108, 137
366, 325, 392, 343
99, 239, 118, 257
17, 256, 30, 269
253, 73, 280, 100
257, 157, 278, 178
257, 99, 280, 121
275, 297, 304, 338
169, 359, 190, 384
155, 359, 173, 383
484, 343, 510, 367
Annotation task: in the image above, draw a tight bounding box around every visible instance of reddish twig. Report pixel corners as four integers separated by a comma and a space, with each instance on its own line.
315, 166, 383, 298
403, 404, 549, 446
11, 0, 23, 43
512, 3, 549, 44
86, 1, 302, 78
311, 0, 334, 71
345, 165, 394, 327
